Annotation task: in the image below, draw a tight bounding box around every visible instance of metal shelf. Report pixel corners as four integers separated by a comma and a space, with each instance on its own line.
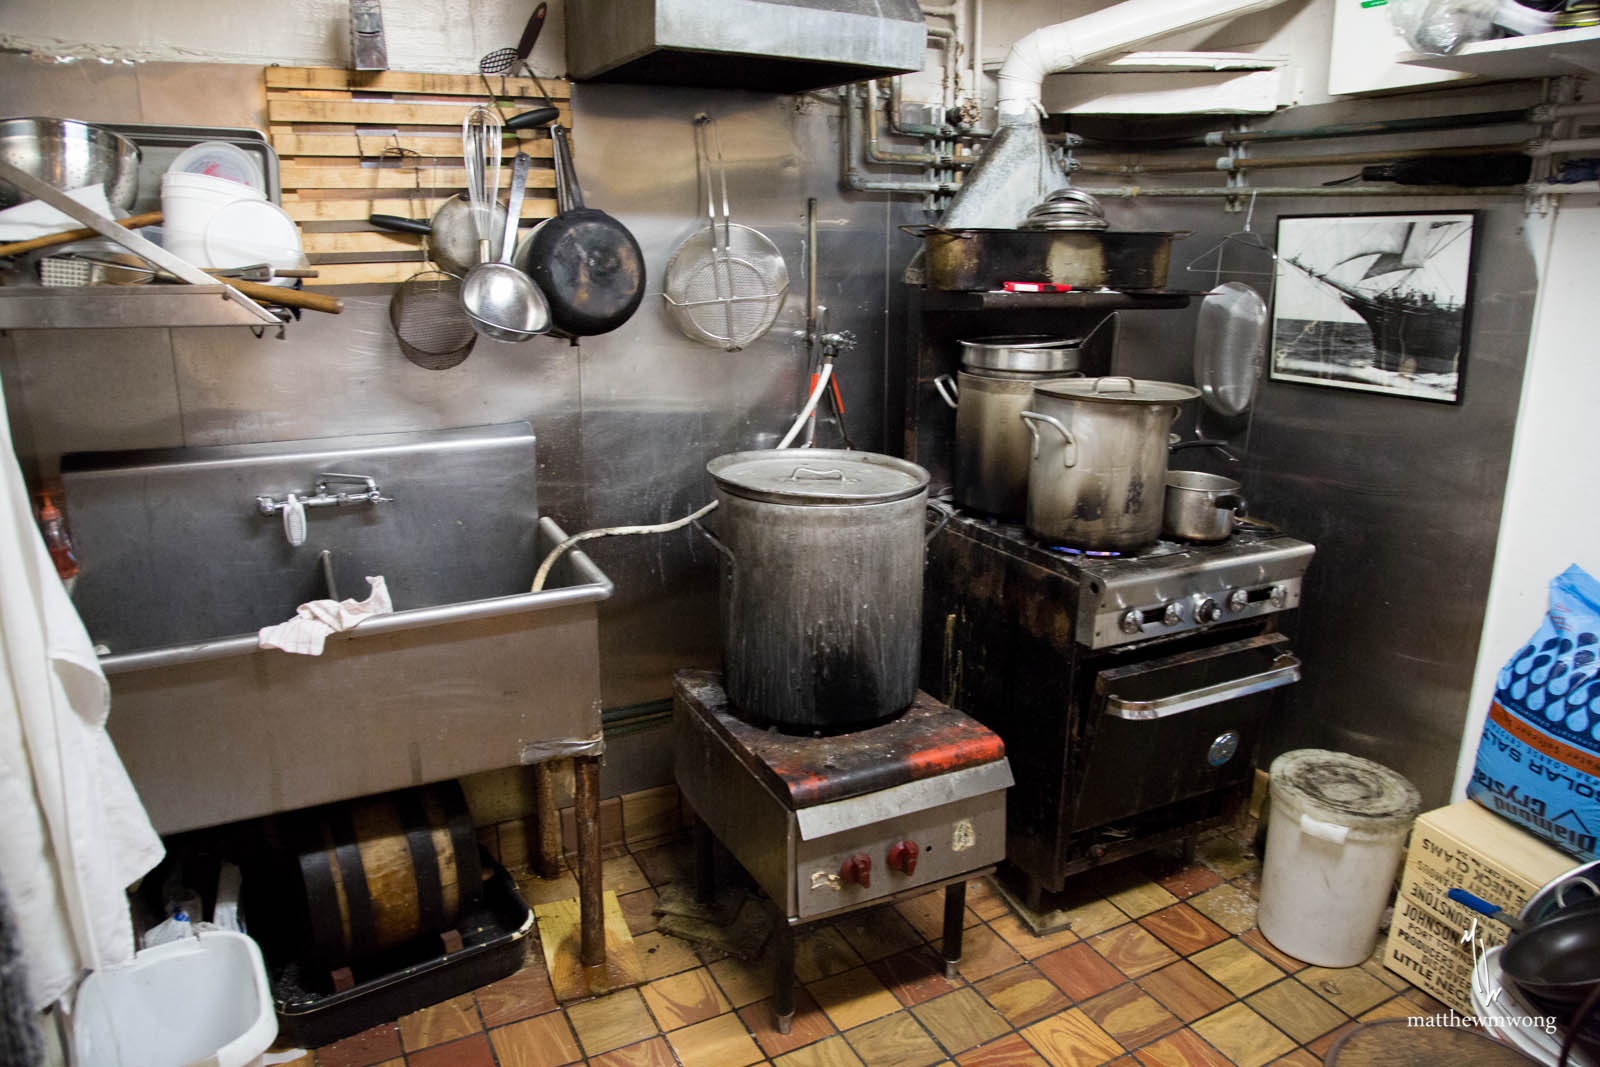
0, 285, 286, 330
916, 288, 1197, 313
1400, 25, 1600, 78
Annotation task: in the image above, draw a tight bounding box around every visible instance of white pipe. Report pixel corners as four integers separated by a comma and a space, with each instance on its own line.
777, 360, 834, 449
996, 0, 1294, 124
1528, 136, 1600, 157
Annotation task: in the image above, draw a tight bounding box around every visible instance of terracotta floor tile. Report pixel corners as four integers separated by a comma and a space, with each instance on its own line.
1060, 898, 1129, 939
1034, 941, 1126, 1002
603, 854, 652, 895
1137, 961, 1234, 1023
313, 1022, 402, 1067
520, 871, 580, 907
1081, 982, 1183, 1049
954, 923, 1025, 982
910, 988, 1010, 1054
633, 840, 689, 888
1154, 866, 1225, 901
489, 1012, 583, 1067
589, 1035, 679, 1067
775, 1034, 868, 1067
1190, 1003, 1295, 1067
665, 1011, 764, 1067
642, 965, 731, 1030
1356, 993, 1434, 1023
633, 930, 705, 980
406, 1033, 495, 1067
1231, 869, 1262, 900
869, 946, 962, 1007
619, 886, 661, 935
988, 913, 1079, 959
975, 963, 1070, 1027
1138, 904, 1230, 957
739, 987, 837, 1059
1089, 923, 1181, 979
566, 988, 659, 1057
1107, 880, 1181, 920
1186, 885, 1258, 936
809, 964, 904, 1030
1187, 940, 1284, 998
476, 959, 559, 1028
797, 924, 868, 983
835, 907, 926, 963
965, 879, 1012, 922
1268, 1050, 1321, 1067
846, 1012, 946, 1067
1360, 949, 1410, 992
398, 992, 480, 1051
1133, 1028, 1234, 1067
897, 890, 981, 942
1305, 1018, 1360, 1058
1294, 964, 1395, 1016
956, 1033, 1049, 1067
711, 952, 779, 1009
1245, 978, 1347, 1045
1195, 834, 1259, 880
1237, 929, 1307, 973
1020, 1006, 1126, 1067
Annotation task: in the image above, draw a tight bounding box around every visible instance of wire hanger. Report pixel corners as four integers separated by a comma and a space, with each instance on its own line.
1183, 190, 1279, 286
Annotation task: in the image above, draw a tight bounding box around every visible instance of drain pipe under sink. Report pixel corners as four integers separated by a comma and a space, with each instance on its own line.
940, 0, 1296, 231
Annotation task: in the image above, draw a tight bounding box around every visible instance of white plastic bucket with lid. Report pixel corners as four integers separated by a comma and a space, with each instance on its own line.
72, 929, 278, 1067
1257, 748, 1421, 967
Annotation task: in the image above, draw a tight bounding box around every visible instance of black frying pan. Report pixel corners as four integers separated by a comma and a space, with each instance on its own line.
516, 124, 645, 336
1501, 905, 1600, 1004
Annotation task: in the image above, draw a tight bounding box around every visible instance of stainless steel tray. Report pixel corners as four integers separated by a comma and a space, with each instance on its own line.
99, 122, 281, 212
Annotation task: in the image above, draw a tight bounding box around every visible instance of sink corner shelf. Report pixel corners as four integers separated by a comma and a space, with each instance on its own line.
0, 285, 287, 330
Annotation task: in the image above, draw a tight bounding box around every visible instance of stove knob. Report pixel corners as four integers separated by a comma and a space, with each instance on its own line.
1226, 589, 1248, 613
1119, 609, 1143, 635
887, 840, 919, 877
1195, 598, 1222, 625
840, 853, 872, 888
1162, 602, 1183, 626
1269, 585, 1288, 608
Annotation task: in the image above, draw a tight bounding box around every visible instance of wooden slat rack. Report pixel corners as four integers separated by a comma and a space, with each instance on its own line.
265, 66, 573, 286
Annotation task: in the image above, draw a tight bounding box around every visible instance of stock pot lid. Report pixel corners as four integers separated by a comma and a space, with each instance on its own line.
708, 449, 929, 505
1268, 749, 1421, 833
959, 335, 1081, 373
1036, 376, 1201, 405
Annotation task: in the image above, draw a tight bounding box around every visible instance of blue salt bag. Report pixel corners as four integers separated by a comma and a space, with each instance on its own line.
1468, 564, 1600, 860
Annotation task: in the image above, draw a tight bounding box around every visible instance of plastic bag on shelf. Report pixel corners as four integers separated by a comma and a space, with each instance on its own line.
1389, 0, 1498, 53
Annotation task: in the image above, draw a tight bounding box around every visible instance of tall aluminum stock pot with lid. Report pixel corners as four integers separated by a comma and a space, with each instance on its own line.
1019, 377, 1199, 552
702, 449, 930, 733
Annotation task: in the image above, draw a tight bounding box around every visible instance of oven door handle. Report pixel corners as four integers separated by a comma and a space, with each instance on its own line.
1103, 652, 1301, 721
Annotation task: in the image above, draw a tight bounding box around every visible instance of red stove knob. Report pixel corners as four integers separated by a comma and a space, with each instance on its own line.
840, 853, 872, 888
887, 840, 919, 876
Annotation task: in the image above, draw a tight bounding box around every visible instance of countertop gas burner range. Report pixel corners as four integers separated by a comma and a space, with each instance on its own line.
922, 508, 1315, 911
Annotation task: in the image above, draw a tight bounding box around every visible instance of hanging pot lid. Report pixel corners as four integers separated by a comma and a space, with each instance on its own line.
1036, 376, 1200, 405
708, 449, 929, 505
959, 335, 1081, 373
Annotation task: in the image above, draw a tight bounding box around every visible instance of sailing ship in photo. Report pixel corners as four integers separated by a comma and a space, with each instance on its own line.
1271, 213, 1474, 402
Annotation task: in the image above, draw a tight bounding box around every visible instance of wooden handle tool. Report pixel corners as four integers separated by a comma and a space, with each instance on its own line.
0, 212, 163, 257
227, 278, 344, 315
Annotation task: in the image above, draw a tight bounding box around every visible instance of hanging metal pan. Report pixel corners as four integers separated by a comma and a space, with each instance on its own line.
1194, 281, 1268, 417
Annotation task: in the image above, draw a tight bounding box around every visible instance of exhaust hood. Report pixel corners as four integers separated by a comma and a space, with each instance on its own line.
567, 0, 927, 93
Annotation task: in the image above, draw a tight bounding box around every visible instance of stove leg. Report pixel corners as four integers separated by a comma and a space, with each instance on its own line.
774, 920, 796, 1035
574, 755, 605, 970
693, 816, 716, 911
1180, 834, 1198, 866
941, 882, 967, 980
1023, 873, 1045, 916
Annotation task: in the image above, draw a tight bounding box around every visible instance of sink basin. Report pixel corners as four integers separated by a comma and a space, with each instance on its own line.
61, 423, 611, 833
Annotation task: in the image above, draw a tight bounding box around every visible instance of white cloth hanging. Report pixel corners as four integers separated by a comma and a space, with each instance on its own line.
0, 380, 163, 1012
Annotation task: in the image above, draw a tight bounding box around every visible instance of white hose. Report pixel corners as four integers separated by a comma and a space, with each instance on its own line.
531, 359, 838, 591
776, 360, 834, 449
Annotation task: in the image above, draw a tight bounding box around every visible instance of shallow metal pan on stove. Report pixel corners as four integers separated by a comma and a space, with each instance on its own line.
903, 225, 1185, 292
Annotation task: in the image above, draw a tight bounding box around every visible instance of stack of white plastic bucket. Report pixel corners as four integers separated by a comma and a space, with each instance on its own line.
159, 142, 303, 281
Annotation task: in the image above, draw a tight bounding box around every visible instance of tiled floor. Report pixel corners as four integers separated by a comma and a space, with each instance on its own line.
281, 825, 1446, 1067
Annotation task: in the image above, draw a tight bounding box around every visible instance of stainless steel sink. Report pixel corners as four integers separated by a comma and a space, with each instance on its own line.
61, 423, 612, 834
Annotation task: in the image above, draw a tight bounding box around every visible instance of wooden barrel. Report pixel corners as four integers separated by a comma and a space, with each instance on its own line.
294, 781, 483, 965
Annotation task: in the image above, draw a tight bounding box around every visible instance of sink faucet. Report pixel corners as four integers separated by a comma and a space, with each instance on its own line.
256, 472, 392, 546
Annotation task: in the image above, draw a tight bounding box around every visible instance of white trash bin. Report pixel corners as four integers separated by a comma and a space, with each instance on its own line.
73, 930, 278, 1067
1256, 749, 1421, 967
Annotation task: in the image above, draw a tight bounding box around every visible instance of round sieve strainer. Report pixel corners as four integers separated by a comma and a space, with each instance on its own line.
662, 114, 788, 351
390, 269, 476, 369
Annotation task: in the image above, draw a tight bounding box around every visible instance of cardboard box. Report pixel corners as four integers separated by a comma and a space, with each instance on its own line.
1401, 801, 1572, 919
1399, 867, 1516, 947
1384, 893, 1480, 1015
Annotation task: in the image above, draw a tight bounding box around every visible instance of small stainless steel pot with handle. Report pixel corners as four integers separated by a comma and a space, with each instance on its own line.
934, 335, 1082, 518
700, 449, 930, 734
1019, 377, 1199, 552
1163, 470, 1246, 542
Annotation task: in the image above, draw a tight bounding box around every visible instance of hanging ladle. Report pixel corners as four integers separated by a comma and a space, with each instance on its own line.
461, 150, 549, 341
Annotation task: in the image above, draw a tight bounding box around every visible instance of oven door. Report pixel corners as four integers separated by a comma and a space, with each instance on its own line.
1069, 632, 1301, 831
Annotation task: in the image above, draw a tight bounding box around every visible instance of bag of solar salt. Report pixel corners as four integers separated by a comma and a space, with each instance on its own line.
1468, 564, 1600, 860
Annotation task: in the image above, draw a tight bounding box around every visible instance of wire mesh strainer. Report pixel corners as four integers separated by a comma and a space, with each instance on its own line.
383, 144, 476, 369
662, 115, 788, 351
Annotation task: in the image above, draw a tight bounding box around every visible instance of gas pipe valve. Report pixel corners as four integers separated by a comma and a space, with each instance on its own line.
840, 853, 872, 888
887, 840, 919, 877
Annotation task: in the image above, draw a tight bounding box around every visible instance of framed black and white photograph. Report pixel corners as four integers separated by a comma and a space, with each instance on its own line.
1270, 211, 1478, 404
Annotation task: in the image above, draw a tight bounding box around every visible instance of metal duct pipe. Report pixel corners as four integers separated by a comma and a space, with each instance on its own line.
1073, 141, 1529, 175
1195, 109, 1532, 148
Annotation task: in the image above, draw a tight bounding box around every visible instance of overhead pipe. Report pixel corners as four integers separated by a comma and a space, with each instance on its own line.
844, 84, 961, 195
1072, 141, 1530, 176
1077, 183, 1527, 198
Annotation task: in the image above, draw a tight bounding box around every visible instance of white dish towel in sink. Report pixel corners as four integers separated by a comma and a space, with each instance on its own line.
258, 576, 393, 655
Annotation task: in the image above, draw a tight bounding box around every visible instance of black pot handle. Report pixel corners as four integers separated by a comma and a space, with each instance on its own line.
369, 214, 432, 234
926, 501, 954, 544
1217, 493, 1246, 514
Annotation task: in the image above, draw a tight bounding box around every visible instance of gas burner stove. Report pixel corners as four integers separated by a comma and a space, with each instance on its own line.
940, 508, 1314, 650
